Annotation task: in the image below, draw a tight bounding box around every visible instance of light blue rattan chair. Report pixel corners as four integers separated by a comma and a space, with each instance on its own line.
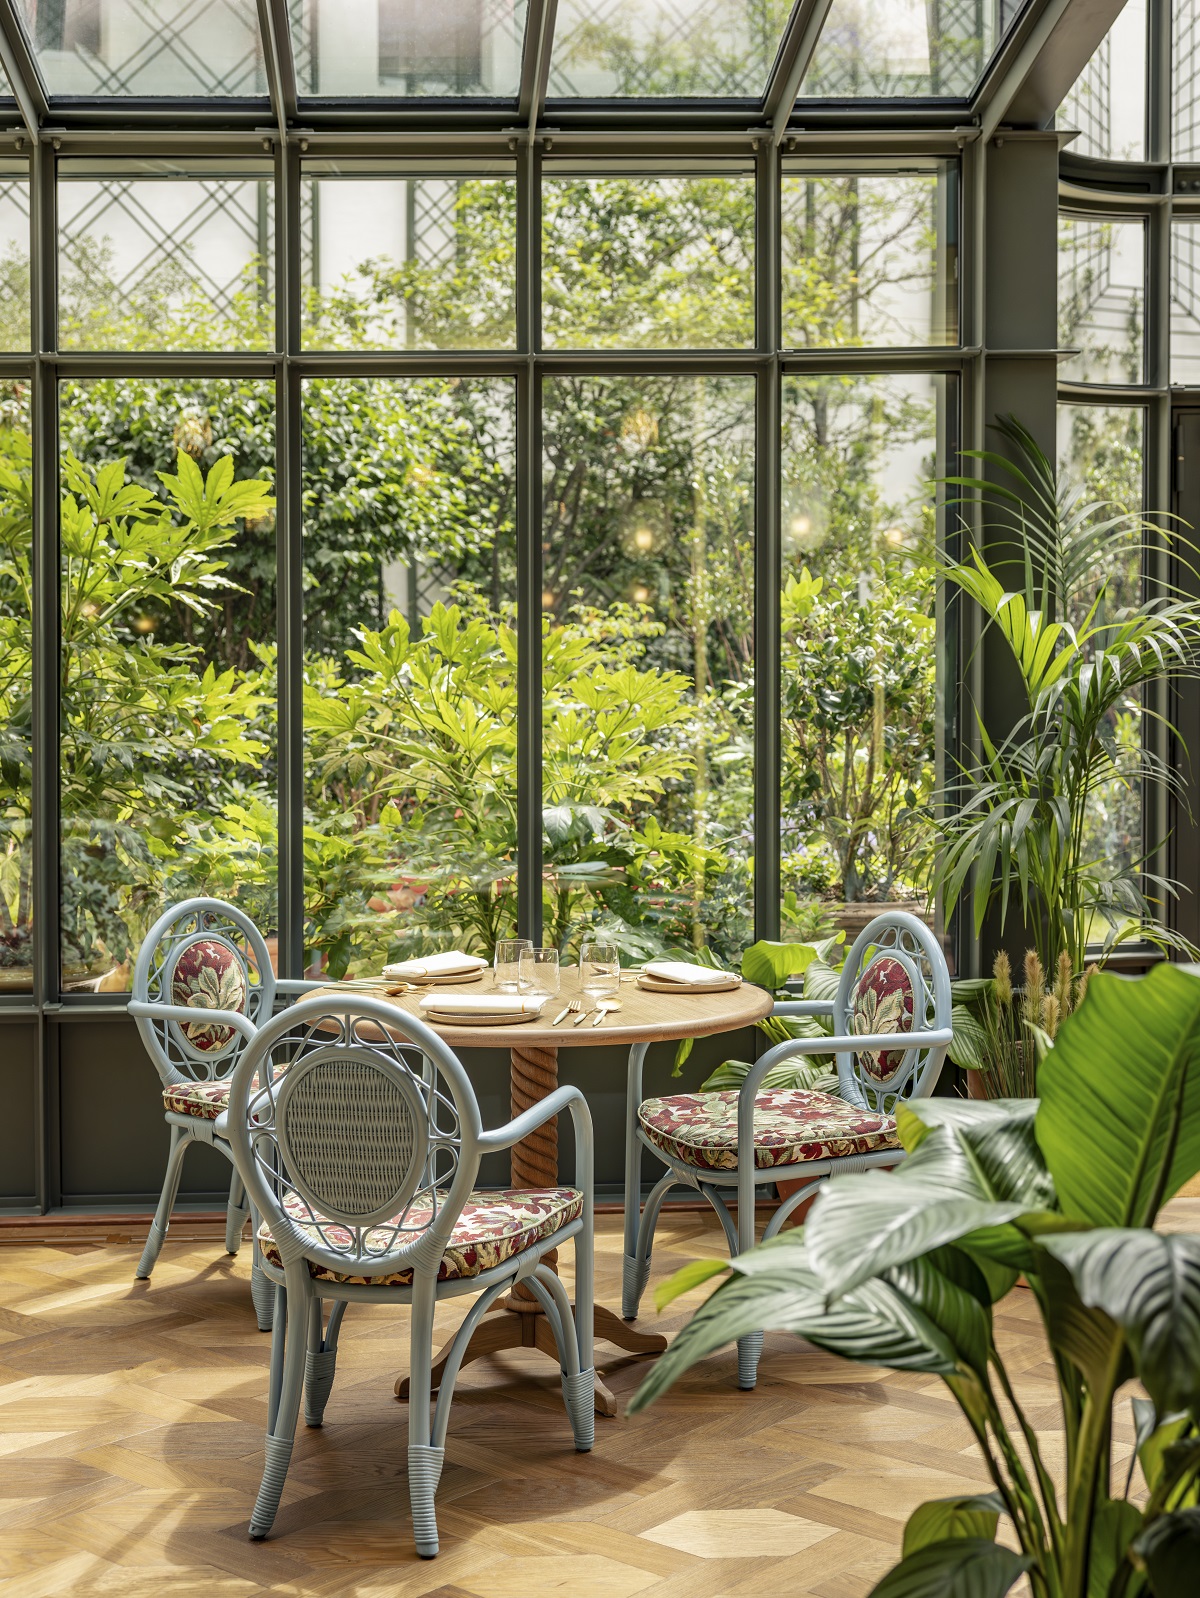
128, 897, 322, 1329
224, 993, 595, 1556
622, 909, 952, 1388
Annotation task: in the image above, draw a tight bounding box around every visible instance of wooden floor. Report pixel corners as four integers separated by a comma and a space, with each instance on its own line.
3, 1202, 1194, 1598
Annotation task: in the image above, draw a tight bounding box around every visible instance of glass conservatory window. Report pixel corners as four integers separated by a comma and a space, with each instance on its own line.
301, 165, 516, 350
546, 0, 792, 99
1058, 214, 1146, 386
800, 0, 1021, 100
291, 0, 528, 99
1175, 0, 1200, 161
302, 376, 516, 977
540, 171, 754, 349
58, 379, 277, 992
1056, 404, 1146, 892
0, 387, 31, 992
57, 164, 273, 352
780, 164, 958, 349
21, 0, 267, 97
1171, 219, 1200, 384
541, 374, 755, 963
1058, 0, 1146, 162
0, 170, 30, 352
780, 373, 942, 932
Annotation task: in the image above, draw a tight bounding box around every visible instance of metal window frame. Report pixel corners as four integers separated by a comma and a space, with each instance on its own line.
0, 0, 1137, 1212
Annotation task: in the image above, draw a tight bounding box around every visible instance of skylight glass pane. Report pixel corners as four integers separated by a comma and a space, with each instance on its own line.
1058, 0, 1146, 161
292, 0, 527, 97
21, 0, 267, 97
801, 0, 1016, 99
546, 0, 793, 98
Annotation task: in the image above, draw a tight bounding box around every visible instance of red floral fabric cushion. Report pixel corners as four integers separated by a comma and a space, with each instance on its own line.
162, 1079, 231, 1120
638, 1089, 897, 1172
171, 938, 249, 1052
258, 1187, 583, 1286
850, 954, 915, 1080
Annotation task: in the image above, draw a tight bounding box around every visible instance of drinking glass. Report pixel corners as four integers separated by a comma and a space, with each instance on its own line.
518, 946, 560, 999
493, 937, 532, 992
579, 937, 620, 998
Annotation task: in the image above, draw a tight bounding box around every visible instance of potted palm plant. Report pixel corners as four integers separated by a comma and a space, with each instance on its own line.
632, 962, 1200, 1598
933, 415, 1200, 975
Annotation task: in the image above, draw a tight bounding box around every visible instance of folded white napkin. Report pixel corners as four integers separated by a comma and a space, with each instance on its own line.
383, 951, 487, 979
418, 993, 546, 1017
643, 959, 738, 988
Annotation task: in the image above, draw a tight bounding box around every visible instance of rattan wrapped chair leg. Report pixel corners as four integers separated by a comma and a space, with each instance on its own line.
225, 994, 595, 1556
622, 910, 952, 1388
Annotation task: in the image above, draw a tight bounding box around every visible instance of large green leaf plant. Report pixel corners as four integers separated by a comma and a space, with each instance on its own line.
631, 962, 1200, 1598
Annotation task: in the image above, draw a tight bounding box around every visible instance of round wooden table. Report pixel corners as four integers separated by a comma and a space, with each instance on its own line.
313, 969, 771, 1415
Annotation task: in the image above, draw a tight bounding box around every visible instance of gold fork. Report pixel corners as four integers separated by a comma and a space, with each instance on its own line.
551, 997, 584, 1025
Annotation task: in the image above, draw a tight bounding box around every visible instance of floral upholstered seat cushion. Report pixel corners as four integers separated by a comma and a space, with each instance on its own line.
171, 937, 249, 1052
162, 1078, 232, 1120
257, 1187, 584, 1286
850, 954, 915, 1080
638, 1089, 897, 1172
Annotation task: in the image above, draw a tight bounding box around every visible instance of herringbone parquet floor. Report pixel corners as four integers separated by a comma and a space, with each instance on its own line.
5, 1202, 1194, 1598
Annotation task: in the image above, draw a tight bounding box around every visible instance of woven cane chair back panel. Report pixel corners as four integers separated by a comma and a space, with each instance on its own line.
274, 1047, 429, 1230
244, 1008, 467, 1276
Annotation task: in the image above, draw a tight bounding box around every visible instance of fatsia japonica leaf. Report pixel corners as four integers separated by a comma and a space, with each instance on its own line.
1037, 965, 1200, 1229
867, 1538, 1031, 1598
901, 1494, 1004, 1558
1041, 1230, 1200, 1414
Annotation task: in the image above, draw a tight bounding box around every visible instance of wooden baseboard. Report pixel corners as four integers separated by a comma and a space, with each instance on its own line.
0, 1196, 780, 1247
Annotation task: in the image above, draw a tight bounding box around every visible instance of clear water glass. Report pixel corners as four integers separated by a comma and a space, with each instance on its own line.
494, 937, 532, 992
580, 937, 620, 998
518, 946, 560, 999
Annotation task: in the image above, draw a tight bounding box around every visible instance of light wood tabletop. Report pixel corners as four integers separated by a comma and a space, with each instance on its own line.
306, 967, 771, 1416
307, 966, 772, 1050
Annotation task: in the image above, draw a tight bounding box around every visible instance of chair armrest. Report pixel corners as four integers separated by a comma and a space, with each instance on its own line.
128, 999, 258, 1047
478, 1085, 591, 1155
772, 999, 836, 1018
274, 979, 327, 997
761, 1026, 952, 1058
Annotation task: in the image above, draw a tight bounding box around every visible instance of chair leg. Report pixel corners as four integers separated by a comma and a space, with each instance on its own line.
225, 1168, 250, 1256
737, 1329, 765, 1390
250, 1245, 275, 1333
135, 1124, 191, 1280
250, 1271, 307, 1540
304, 1298, 346, 1427
407, 1276, 443, 1558
623, 1168, 675, 1319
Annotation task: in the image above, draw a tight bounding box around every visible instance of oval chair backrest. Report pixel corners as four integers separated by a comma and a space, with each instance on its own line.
131, 898, 276, 1087
226, 995, 484, 1284
832, 911, 951, 1114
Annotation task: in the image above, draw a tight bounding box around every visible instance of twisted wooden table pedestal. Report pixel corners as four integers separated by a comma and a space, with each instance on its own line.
395, 1040, 666, 1418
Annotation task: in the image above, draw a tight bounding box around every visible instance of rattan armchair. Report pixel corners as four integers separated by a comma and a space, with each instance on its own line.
224, 993, 595, 1556
128, 897, 323, 1328
621, 910, 952, 1388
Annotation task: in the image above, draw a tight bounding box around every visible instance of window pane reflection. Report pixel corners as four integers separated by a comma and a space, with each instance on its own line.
1056, 404, 1145, 888
291, 0, 527, 98
302, 171, 516, 350
541, 375, 754, 964
302, 377, 517, 977
780, 374, 941, 940
0, 385, 31, 991
1171, 222, 1200, 384
1058, 215, 1145, 385
0, 173, 29, 352
781, 166, 957, 348
541, 175, 754, 349
59, 380, 277, 991
1059, 0, 1146, 162
22, 0, 266, 96
801, 0, 1000, 99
